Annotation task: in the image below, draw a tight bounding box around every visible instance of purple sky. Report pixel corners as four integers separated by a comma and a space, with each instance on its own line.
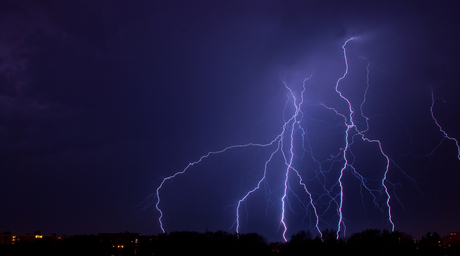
1, 1, 460, 242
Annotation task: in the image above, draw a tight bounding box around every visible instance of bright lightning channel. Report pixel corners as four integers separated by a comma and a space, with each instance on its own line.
152, 37, 425, 242
329, 37, 394, 238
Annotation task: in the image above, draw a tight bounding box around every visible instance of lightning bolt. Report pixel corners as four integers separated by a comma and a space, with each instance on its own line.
151, 37, 456, 242
279, 78, 321, 242
327, 37, 394, 238
430, 91, 460, 159
234, 76, 322, 242
155, 141, 281, 233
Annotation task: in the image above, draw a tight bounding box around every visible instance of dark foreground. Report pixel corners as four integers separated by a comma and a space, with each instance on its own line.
1, 229, 459, 256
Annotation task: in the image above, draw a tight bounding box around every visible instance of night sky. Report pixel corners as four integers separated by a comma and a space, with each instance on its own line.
1, 1, 460, 242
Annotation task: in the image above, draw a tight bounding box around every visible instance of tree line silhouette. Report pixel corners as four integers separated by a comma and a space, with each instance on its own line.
1, 229, 458, 256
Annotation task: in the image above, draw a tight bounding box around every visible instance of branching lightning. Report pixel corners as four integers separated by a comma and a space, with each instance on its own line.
328, 37, 394, 238
429, 91, 460, 159
151, 37, 459, 242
